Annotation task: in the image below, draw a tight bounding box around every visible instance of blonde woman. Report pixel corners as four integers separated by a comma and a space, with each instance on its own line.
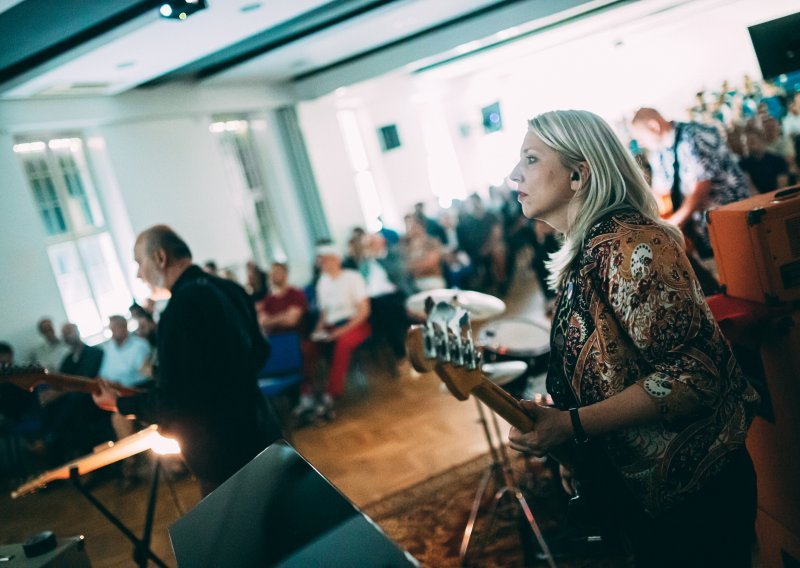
506, 110, 759, 566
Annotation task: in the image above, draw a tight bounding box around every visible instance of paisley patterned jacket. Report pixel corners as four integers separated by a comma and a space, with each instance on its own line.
547, 210, 759, 515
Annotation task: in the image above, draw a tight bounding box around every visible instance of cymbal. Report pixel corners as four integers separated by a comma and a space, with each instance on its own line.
405, 288, 506, 322
481, 361, 528, 386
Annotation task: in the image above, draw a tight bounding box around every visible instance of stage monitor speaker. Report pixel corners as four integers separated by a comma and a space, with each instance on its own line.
707, 185, 800, 304
748, 11, 800, 80
0, 536, 90, 568
169, 440, 419, 567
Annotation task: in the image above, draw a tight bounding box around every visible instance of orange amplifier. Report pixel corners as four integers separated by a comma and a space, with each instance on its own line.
708, 185, 800, 305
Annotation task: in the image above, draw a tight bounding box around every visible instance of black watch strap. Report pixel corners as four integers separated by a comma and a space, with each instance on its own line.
569, 407, 589, 444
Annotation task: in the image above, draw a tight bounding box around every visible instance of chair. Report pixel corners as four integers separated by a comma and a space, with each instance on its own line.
258, 333, 303, 397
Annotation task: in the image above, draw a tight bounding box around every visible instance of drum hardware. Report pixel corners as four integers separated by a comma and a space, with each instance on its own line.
407, 288, 506, 323
12, 425, 184, 568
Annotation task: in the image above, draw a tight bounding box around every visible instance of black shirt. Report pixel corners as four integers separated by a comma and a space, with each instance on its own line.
118, 265, 282, 487
739, 152, 788, 194
59, 344, 103, 378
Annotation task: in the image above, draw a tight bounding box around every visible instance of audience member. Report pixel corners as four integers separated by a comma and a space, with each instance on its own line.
740, 127, 790, 194
295, 245, 371, 421
245, 260, 268, 303
0, 342, 37, 423
457, 193, 506, 291
99, 316, 152, 389
402, 215, 446, 291
41, 324, 110, 463
98, 315, 152, 481
363, 234, 412, 362
29, 317, 69, 371
438, 209, 473, 289
377, 216, 400, 247
203, 260, 219, 276
631, 107, 750, 258
413, 201, 448, 244
256, 262, 308, 335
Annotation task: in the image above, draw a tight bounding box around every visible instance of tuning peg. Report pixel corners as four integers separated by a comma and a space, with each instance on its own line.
424, 296, 434, 316
459, 312, 470, 331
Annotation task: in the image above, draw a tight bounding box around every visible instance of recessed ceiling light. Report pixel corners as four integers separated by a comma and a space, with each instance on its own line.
159, 4, 172, 17
240, 2, 262, 12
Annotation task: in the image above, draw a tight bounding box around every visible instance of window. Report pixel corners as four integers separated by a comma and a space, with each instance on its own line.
15, 137, 131, 339
210, 119, 286, 268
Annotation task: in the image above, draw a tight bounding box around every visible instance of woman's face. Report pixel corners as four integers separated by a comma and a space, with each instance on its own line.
509, 128, 575, 231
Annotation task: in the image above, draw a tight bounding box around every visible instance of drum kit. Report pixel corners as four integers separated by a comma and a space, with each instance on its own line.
405, 288, 556, 566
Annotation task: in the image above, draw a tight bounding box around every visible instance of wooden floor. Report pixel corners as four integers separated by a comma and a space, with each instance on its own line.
0, 267, 549, 567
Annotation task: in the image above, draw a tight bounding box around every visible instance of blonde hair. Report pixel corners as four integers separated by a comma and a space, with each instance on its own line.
527, 109, 682, 290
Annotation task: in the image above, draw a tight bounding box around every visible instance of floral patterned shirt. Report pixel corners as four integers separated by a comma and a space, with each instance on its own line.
547, 210, 759, 515
648, 121, 750, 253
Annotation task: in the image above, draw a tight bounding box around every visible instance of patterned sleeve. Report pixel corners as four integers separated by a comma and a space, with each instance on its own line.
594, 225, 724, 428
680, 125, 723, 184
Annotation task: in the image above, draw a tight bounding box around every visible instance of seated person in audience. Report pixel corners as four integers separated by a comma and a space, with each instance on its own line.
99, 315, 152, 482
402, 215, 446, 291
740, 127, 790, 194
0, 342, 37, 425
294, 245, 371, 421
363, 233, 413, 363
256, 262, 308, 335
41, 324, 111, 463
245, 260, 269, 303
203, 260, 219, 276
29, 317, 69, 372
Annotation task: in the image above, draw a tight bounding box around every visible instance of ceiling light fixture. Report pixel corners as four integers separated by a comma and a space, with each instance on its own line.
240, 2, 262, 12
159, 0, 207, 21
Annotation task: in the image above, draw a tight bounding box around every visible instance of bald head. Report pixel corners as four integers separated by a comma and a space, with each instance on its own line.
631, 107, 674, 151
136, 225, 192, 261
134, 225, 193, 292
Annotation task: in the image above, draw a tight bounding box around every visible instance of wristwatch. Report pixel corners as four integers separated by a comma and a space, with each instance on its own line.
569, 407, 590, 444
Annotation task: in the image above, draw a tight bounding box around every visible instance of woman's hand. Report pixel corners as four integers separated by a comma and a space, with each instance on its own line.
92, 378, 121, 413
508, 400, 573, 456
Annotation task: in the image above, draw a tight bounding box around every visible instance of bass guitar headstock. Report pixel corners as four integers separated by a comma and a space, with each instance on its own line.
406, 296, 485, 400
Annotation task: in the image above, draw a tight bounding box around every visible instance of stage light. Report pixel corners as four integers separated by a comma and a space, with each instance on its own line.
159, 0, 207, 21
151, 433, 181, 455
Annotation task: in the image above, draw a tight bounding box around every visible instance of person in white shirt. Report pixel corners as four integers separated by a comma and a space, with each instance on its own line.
98, 315, 151, 482
295, 245, 371, 421
29, 318, 70, 372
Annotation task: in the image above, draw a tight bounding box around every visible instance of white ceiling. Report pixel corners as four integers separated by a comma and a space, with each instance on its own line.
0, 0, 521, 99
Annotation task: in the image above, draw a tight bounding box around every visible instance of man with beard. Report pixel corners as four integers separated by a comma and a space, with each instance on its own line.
93, 225, 283, 496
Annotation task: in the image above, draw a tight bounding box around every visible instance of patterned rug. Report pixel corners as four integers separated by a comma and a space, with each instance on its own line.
363, 453, 633, 567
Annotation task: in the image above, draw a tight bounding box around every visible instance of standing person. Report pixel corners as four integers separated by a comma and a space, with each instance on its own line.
631, 107, 750, 258
506, 110, 759, 566
93, 225, 283, 496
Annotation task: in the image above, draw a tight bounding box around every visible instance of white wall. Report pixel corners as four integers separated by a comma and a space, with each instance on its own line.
100, 117, 251, 268
0, 132, 68, 357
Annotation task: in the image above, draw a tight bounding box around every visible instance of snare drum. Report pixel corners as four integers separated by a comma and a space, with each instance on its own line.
477, 318, 551, 396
